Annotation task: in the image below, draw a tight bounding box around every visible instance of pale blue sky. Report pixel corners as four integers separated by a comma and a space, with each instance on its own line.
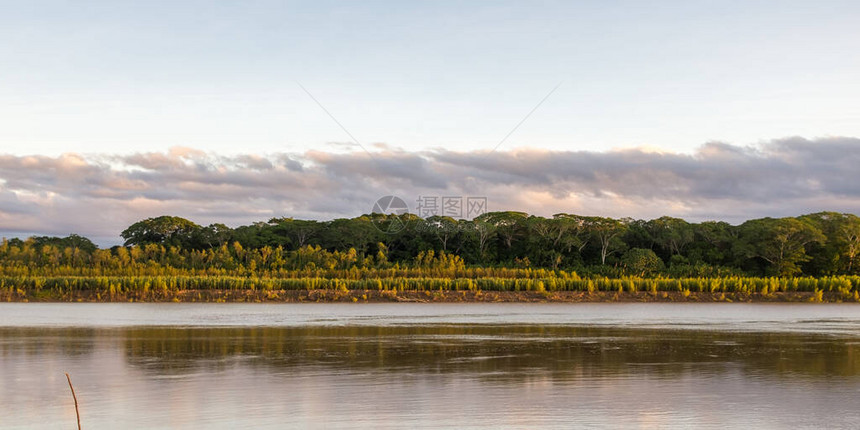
2, 0, 859, 156
3, 1, 860, 241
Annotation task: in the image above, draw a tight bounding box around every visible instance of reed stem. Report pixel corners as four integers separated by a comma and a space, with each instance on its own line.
65, 372, 81, 430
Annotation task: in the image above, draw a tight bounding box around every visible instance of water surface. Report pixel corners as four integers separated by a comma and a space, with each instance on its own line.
1, 303, 859, 429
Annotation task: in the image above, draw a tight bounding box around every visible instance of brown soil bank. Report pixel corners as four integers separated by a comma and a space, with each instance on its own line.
2, 289, 855, 303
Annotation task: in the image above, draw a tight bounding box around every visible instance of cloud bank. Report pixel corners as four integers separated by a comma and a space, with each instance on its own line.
2, 137, 859, 245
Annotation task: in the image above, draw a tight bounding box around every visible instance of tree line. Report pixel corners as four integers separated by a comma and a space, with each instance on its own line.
3, 211, 859, 277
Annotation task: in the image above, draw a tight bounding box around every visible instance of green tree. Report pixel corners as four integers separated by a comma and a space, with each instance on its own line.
269, 218, 319, 249
837, 214, 860, 273
801, 212, 860, 274
192, 223, 233, 249
423, 215, 459, 251
737, 217, 825, 276
527, 214, 590, 268
621, 248, 665, 276
584, 216, 628, 265
647, 216, 694, 257
32, 234, 98, 253
120, 216, 201, 247
476, 211, 529, 261
690, 221, 737, 266
463, 219, 496, 263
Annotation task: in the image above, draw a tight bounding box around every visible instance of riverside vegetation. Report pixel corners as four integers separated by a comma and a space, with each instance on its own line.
2, 211, 860, 302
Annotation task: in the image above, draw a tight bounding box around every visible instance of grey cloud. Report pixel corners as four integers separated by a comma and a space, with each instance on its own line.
0, 190, 35, 215
306, 151, 449, 189
1, 136, 859, 244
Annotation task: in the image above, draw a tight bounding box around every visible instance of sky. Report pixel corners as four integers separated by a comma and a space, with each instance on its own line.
2, 1, 860, 244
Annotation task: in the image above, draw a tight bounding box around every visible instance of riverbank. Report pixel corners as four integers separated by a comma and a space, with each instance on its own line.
2, 288, 853, 303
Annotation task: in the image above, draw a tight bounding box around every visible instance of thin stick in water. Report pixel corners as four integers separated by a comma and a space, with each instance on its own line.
65, 372, 81, 430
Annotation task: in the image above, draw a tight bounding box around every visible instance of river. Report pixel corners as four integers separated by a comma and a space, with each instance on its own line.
1, 303, 859, 429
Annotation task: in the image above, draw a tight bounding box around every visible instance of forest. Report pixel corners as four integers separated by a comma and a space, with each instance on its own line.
2, 211, 860, 302
3, 211, 860, 277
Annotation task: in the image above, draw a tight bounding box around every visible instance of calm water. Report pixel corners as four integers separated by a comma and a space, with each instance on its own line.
2, 303, 860, 429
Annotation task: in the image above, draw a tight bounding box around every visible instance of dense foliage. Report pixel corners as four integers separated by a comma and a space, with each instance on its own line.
3, 211, 860, 277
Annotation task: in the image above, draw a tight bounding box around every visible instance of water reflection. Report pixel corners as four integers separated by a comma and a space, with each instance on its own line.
3, 315, 860, 428
3, 325, 859, 380
98, 325, 857, 379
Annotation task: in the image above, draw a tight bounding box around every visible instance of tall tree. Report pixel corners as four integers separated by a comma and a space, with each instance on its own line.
584, 216, 628, 265
690, 221, 737, 266
269, 218, 320, 249
837, 214, 860, 273
801, 212, 860, 274
192, 223, 233, 249
738, 217, 825, 276
120, 216, 200, 247
477, 211, 528, 249
424, 215, 459, 251
527, 214, 590, 268
463, 219, 496, 263
647, 216, 694, 257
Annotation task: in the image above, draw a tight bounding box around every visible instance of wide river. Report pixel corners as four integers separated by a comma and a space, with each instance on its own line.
2, 303, 859, 429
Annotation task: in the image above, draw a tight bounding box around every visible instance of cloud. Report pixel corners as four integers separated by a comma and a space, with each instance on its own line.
1, 136, 860, 245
